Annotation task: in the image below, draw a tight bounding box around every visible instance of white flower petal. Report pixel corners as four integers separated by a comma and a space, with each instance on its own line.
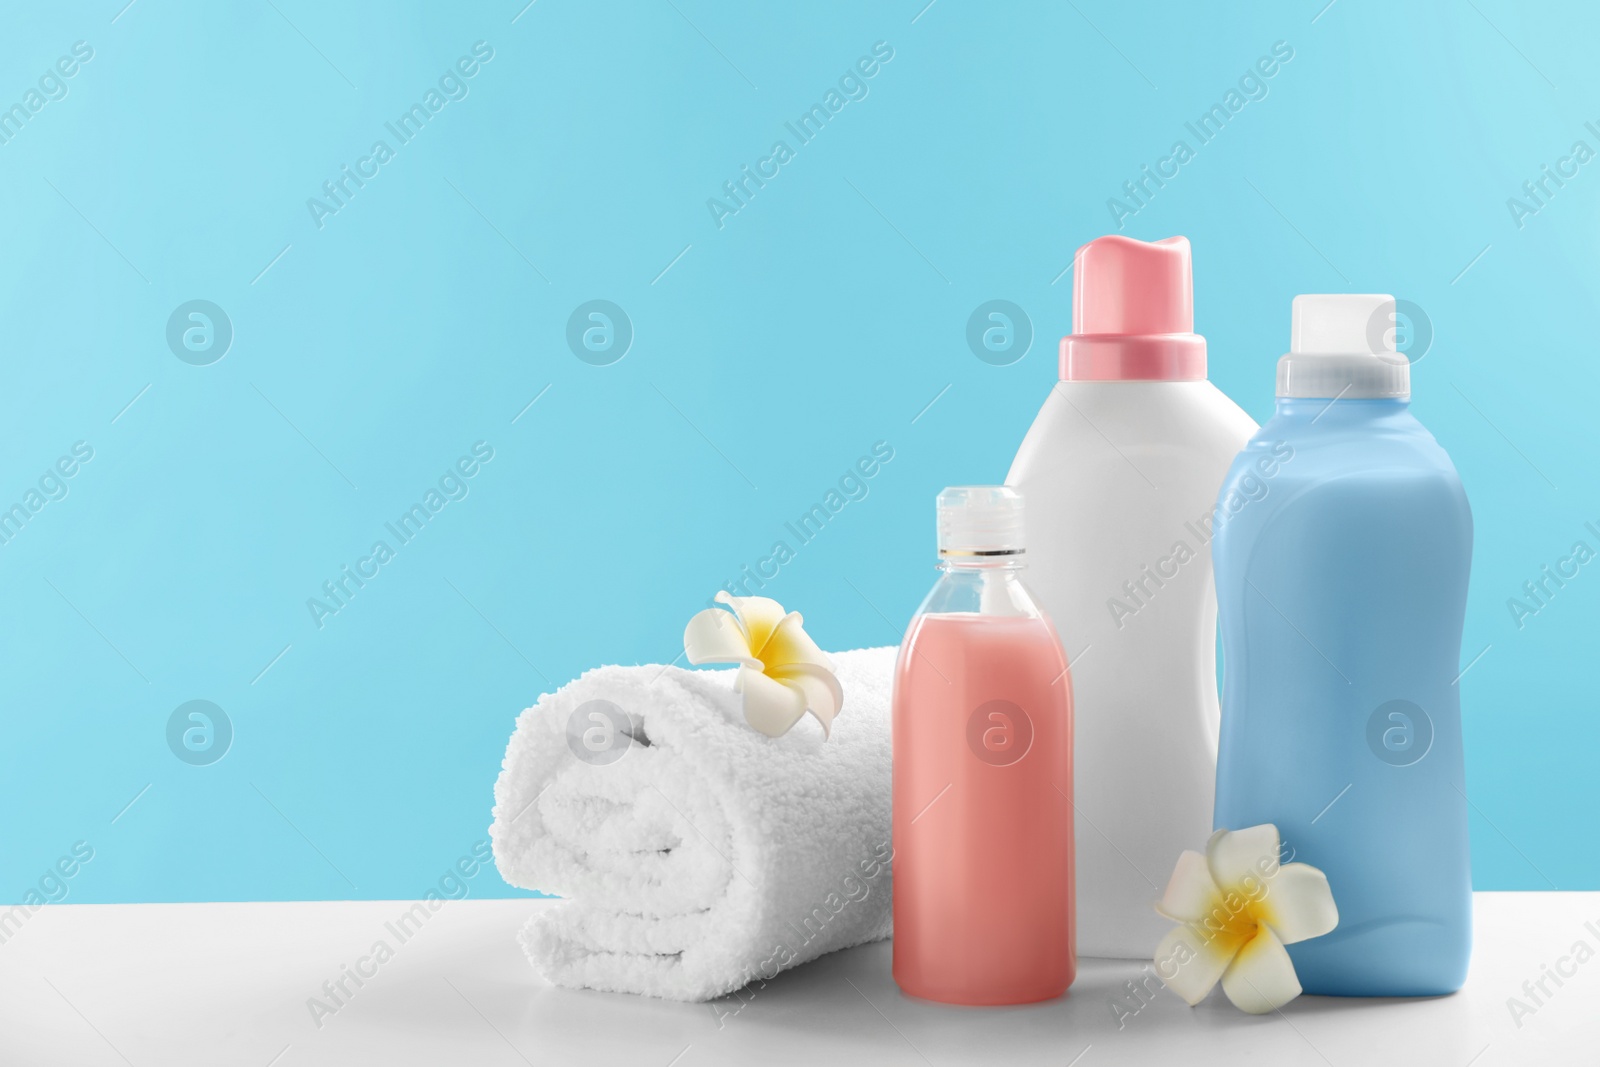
1206, 824, 1282, 893
714, 591, 787, 654
1259, 863, 1339, 945
1220, 925, 1302, 1014
734, 666, 808, 737
1153, 923, 1236, 1006
1157, 849, 1223, 923
683, 607, 760, 668
769, 663, 844, 737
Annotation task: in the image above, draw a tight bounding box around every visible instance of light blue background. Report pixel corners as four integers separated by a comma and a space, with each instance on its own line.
1, 0, 1591, 902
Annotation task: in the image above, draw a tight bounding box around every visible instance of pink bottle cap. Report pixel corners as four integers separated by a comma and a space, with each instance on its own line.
1060, 235, 1207, 381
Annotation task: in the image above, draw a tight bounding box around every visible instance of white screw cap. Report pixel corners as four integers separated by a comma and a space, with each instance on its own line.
1277, 294, 1411, 399
937, 486, 1025, 557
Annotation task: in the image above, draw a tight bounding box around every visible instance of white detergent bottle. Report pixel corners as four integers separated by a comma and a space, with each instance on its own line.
1006, 235, 1257, 958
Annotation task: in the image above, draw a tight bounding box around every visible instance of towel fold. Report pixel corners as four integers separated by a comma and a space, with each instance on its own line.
490, 646, 896, 1001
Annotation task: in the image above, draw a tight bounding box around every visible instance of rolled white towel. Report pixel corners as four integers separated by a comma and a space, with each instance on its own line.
490, 646, 896, 1001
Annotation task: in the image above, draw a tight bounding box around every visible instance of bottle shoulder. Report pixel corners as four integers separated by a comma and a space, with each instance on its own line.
1215, 418, 1473, 556
915, 564, 1055, 618
1232, 406, 1463, 484
1008, 380, 1257, 490
1026, 380, 1257, 439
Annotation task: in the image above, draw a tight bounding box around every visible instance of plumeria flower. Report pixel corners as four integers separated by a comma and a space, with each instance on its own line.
1153, 823, 1338, 1014
683, 592, 843, 738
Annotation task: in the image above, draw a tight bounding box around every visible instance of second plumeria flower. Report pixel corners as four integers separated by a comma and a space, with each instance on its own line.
1154, 823, 1338, 1014
683, 592, 843, 738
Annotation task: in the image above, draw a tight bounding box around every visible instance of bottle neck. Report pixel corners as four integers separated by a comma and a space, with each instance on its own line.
937, 553, 1026, 572
1274, 396, 1410, 422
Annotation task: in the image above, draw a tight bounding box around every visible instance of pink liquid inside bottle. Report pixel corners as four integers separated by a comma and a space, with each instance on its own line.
892, 486, 1075, 1005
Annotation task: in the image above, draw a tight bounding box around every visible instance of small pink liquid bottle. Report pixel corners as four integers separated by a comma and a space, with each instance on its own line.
892, 486, 1075, 1005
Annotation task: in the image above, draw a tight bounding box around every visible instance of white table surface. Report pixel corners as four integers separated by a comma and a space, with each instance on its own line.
1, 893, 1595, 1065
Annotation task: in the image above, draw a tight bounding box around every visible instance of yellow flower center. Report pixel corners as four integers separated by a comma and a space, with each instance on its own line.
1193, 889, 1262, 954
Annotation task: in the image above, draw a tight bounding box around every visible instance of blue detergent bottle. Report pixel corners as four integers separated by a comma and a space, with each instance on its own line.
1212, 294, 1473, 996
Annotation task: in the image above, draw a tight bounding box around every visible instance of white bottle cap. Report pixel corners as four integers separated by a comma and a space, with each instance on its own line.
937, 486, 1025, 557
1276, 294, 1411, 400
